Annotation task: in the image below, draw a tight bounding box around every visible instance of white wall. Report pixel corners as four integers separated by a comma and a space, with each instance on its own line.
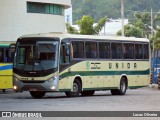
0, 0, 71, 41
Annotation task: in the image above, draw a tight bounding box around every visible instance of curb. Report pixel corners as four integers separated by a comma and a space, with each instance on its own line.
149, 84, 158, 89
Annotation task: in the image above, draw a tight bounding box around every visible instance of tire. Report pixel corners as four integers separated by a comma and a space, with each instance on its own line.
30, 91, 45, 98
111, 77, 127, 95
65, 79, 81, 97
81, 91, 95, 96
2, 89, 5, 93
119, 77, 127, 95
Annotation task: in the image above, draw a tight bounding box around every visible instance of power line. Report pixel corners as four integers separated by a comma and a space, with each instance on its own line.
125, 9, 160, 14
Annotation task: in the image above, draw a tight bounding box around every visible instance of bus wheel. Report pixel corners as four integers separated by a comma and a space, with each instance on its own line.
65, 79, 81, 97
81, 91, 95, 96
111, 77, 127, 95
2, 89, 5, 93
119, 77, 127, 95
30, 91, 45, 98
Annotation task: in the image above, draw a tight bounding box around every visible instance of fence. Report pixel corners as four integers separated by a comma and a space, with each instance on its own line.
151, 50, 160, 83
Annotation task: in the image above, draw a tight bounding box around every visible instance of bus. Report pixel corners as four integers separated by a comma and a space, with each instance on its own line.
13, 33, 150, 98
0, 42, 15, 92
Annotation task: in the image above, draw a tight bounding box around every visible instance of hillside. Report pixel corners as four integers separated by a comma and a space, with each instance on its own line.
72, 0, 160, 23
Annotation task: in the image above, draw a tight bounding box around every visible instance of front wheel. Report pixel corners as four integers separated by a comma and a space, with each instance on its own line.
30, 91, 45, 98
2, 89, 5, 93
111, 77, 127, 95
65, 79, 81, 97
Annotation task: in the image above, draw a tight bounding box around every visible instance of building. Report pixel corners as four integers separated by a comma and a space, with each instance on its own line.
65, 7, 73, 25
0, 0, 71, 41
99, 19, 128, 36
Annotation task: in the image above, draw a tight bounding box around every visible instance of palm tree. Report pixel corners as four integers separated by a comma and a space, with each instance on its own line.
133, 12, 160, 38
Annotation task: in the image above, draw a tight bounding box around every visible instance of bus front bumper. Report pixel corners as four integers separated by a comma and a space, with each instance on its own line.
13, 76, 59, 92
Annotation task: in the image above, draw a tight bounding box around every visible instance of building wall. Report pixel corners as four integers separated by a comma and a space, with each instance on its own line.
0, 0, 71, 41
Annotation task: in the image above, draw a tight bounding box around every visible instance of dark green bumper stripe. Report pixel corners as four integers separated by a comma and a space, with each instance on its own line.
129, 86, 147, 89
83, 87, 118, 91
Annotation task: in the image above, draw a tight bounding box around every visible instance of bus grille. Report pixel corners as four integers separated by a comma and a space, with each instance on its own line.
21, 85, 46, 91
21, 80, 45, 83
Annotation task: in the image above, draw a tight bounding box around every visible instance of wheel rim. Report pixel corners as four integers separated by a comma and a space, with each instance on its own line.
73, 83, 78, 92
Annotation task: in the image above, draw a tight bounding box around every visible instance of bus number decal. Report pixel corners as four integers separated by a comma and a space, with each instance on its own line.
91, 63, 101, 69
86, 62, 101, 70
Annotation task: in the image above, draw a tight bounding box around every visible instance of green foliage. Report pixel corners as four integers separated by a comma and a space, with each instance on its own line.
66, 23, 78, 34
130, 12, 151, 37
67, 15, 108, 35
153, 29, 160, 50
77, 15, 95, 35
94, 16, 109, 34
72, 0, 160, 24
117, 25, 143, 38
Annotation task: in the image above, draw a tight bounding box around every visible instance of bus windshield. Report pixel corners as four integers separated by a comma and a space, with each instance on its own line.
14, 41, 59, 71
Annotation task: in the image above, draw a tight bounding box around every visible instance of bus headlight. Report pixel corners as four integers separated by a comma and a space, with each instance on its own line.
48, 76, 59, 90
50, 86, 56, 90
47, 75, 59, 83
13, 86, 17, 90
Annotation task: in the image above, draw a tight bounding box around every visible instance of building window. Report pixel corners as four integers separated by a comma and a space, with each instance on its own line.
27, 2, 63, 15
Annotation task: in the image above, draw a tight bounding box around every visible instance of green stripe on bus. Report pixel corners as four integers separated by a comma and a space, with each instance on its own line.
60, 69, 150, 80
59, 89, 71, 92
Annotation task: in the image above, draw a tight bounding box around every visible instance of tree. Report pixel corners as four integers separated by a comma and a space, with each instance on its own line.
66, 23, 78, 34
133, 12, 151, 37
117, 25, 143, 38
77, 15, 95, 35
153, 29, 160, 50
132, 12, 160, 38
72, 0, 160, 24
66, 15, 108, 35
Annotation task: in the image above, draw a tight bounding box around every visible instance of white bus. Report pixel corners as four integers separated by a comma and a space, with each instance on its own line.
13, 33, 150, 98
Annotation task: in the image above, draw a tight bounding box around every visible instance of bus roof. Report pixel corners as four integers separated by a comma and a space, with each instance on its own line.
19, 33, 149, 42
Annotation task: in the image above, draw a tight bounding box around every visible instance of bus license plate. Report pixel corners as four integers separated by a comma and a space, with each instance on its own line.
29, 88, 37, 91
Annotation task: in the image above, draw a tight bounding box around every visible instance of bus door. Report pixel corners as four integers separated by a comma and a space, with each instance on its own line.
59, 41, 72, 90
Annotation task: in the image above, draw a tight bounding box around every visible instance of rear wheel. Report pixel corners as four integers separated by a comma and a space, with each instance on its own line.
65, 79, 81, 97
81, 91, 95, 96
111, 77, 127, 95
30, 91, 45, 98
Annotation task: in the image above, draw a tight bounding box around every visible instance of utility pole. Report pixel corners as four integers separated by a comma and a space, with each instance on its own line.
151, 8, 154, 51
121, 0, 124, 36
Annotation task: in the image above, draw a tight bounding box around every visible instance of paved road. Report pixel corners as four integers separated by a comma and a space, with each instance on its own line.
0, 86, 160, 119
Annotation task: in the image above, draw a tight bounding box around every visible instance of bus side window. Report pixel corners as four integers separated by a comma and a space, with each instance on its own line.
0, 48, 4, 62
143, 44, 149, 59
0, 48, 8, 62
4, 49, 8, 62
60, 43, 70, 64
85, 42, 97, 59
